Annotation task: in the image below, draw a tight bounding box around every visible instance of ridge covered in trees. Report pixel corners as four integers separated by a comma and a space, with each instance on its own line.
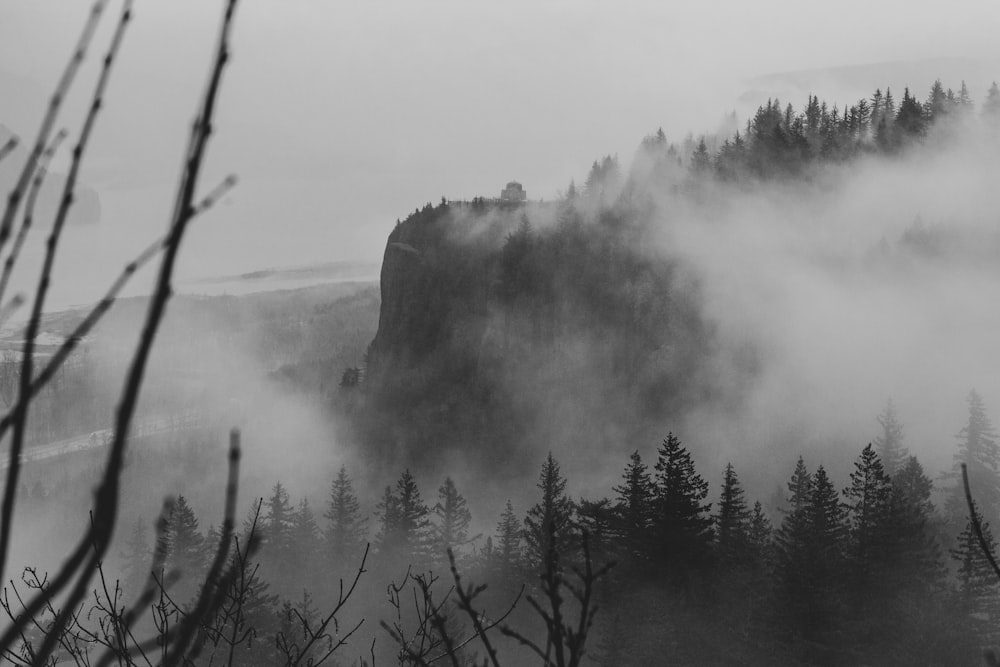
35, 390, 997, 665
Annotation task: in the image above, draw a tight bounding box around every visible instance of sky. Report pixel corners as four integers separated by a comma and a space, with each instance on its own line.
1, 0, 1000, 309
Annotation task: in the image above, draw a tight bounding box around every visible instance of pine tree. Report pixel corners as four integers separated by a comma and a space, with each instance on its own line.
395, 470, 431, 558
957, 80, 973, 111
924, 79, 949, 122
577, 497, 616, 561
945, 390, 1000, 526
168, 495, 206, 591
652, 433, 712, 578
983, 81, 1000, 121
809, 466, 846, 561
714, 463, 750, 563
895, 87, 926, 139
523, 453, 575, 571
843, 444, 893, 579
950, 501, 1000, 640
324, 466, 368, 565
373, 470, 431, 565
290, 498, 322, 573
874, 399, 908, 476
493, 500, 522, 578
264, 482, 295, 564
432, 477, 473, 562
612, 450, 655, 562
690, 138, 711, 174
890, 455, 942, 587
374, 485, 400, 553
747, 501, 772, 561
842, 443, 895, 640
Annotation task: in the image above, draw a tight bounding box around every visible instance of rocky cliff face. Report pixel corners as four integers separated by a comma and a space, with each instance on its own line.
356, 197, 722, 477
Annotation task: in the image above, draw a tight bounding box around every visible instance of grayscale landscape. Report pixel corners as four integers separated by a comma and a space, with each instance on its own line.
2, 2, 1000, 665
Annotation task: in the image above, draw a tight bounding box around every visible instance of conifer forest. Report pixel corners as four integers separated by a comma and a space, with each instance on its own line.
5, 2, 1000, 666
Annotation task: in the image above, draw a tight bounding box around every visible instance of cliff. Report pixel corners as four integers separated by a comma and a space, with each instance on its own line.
355, 197, 720, 476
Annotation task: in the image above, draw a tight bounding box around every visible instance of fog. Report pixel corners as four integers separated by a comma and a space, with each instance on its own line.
5, 3, 1000, 663
660, 130, 1000, 488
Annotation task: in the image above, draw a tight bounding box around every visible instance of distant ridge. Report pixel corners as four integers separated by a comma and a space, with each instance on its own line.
738, 57, 1000, 110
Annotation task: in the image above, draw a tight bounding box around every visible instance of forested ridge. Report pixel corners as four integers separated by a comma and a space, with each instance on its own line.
345, 77, 1000, 479
51, 390, 1000, 665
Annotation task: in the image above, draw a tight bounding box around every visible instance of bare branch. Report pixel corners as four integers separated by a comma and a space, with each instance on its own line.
0, 0, 132, 593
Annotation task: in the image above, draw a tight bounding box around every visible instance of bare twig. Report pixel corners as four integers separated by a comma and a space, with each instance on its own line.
0, 1, 108, 252
0, 0, 240, 660
0, 137, 17, 166
961, 462, 1000, 581
0, 129, 68, 308
0, 171, 236, 444
0, 0, 132, 590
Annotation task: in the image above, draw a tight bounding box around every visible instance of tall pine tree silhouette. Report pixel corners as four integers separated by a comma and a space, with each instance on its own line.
523, 453, 575, 571
945, 390, 1000, 526
652, 433, 712, 581
324, 465, 368, 566
612, 450, 655, 565
874, 399, 907, 476
714, 462, 750, 564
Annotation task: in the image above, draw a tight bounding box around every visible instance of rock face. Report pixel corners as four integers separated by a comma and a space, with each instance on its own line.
357, 197, 721, 476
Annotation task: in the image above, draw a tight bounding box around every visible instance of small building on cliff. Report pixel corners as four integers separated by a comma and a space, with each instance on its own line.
500, 181, 527, 203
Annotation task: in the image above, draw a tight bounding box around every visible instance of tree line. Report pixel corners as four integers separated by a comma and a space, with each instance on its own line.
99, 389, 1000, 665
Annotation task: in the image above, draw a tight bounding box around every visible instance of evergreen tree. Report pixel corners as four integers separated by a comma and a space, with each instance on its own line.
714, 463, 750, 563
957, 80, 973, 112
432, 477, 473, 561
983, 81, 1000, 121
324, 466, 368, 565
690, 138, 711, 174
377, 470, 431, 563
806, 466, 848, 647
290, 498, 322, 572
747, 501, 772, 561
577, 497, 616, 562
612, 450, 655, 562
264, 482, 295, 564
523, 453, 575, 570
890, 455, 943, 587
492, 500, 522, 578
950, 501, 1000, 640
374, 485, 400, 553
168, 495, 206, 591
843, 444, 893, 577
924, 79, 949, 122
895, 87, 925, 140
945, 390, 1000, 525
874, 399, 908, 476
842, 443, 895, 640
652, 433, 712, 578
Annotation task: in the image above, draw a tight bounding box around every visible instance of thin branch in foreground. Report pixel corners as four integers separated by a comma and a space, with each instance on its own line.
0, 137, 17, 166
0, 0, 240, 659
0, 0, 133, 591
161, 429, 242, 665
961, 462, 1000, 581
25, 0, 239, 662
0, 295, 25, 330
0, 0, 109, 254
0, 169, 237, 446
0, 129, 69, 308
